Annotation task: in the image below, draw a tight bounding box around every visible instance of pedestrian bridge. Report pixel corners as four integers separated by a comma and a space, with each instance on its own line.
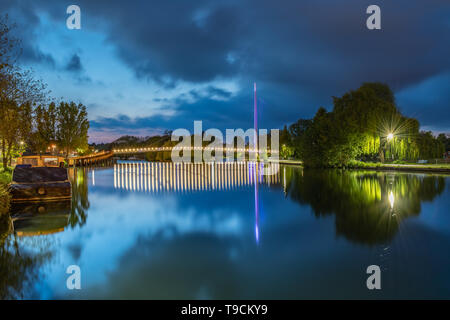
68, 151, 114, 167
112, 146, 278, 155
68, 146, 279, 167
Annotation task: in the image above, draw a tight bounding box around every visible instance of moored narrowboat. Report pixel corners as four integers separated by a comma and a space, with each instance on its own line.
9, 167, 72, 203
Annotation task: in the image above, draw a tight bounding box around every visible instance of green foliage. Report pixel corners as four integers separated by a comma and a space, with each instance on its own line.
0, 100, 34, 168
56, 101, 89, 157
415, 131, 445, 160
392, 160, 408, 164
29, 102, 57, 153
0, 168, 12, 185
286, 82, 445, 167
279, 125, 291, 146
288, 118, 312, 159
438, 133, 450, 152
280, 144, 294, 159
0, 183, 9, 217
0, 169, 11, 217
1, 16, 50, 167
346, 160, 382, 168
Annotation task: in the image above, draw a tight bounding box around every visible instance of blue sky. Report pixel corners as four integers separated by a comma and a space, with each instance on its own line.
2, 0, 449, 142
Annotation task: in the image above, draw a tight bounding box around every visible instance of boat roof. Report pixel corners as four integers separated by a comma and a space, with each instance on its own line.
20, 154, 64, 158
12, 167, 69, 183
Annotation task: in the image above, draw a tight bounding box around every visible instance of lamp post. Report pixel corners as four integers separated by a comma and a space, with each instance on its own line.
387, 133, 394, 142
380, 132, 394, 163
386, 133, 395, 162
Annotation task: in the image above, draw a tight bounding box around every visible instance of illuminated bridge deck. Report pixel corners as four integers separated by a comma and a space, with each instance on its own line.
113, 146, 279, 154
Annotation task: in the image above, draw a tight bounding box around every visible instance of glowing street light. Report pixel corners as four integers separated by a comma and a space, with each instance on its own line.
387, 133, 394, 141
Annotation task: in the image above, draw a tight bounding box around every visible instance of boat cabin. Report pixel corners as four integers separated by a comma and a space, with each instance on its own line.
16, 155, 65, 168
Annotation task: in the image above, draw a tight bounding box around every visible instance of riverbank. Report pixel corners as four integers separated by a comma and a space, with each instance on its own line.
272, 159, 450, 174
346, 161, 450, 174
0, 169, 12, 216
270, 159, 303, 166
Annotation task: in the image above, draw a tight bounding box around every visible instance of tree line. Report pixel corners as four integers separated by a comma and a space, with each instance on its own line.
280, 83, 448, 167
0, 16, 89, 169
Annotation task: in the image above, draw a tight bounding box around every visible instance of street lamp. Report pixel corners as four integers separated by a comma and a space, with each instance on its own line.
386, 133, 395, 161
380, 132, 395, 163
387, 133, 394, 141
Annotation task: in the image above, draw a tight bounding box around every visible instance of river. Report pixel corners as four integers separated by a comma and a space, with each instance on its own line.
1, 161, 449, 299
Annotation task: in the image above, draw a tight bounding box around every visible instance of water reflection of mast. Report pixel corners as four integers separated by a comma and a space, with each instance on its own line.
254, 162, 260, 244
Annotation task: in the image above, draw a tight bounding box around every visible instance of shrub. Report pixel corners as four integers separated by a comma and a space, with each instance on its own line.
0, 169, 12, 217
0, 183, 10, 217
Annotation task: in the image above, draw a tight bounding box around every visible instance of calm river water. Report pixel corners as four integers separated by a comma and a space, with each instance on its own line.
1, 161, 450, 299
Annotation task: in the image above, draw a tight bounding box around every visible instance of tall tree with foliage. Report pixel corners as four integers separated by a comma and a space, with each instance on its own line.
0, 15, 47, 168
0, 100, 33, 167
415, 131, 445, 160
30, 102, 57, 153
56, 101, 89, 158
291, 83, 425, 167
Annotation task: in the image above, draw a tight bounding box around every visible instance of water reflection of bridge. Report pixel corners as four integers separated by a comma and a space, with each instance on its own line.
114, 161, 280, 192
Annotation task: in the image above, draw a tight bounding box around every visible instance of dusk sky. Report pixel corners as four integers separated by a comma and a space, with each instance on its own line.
2, 0, 449, 143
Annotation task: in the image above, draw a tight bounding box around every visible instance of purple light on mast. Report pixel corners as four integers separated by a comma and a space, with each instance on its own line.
254, 82, 258, 152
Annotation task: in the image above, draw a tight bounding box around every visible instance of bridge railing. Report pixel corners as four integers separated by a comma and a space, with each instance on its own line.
112, 146, 279, 154
68, 151, 114, 166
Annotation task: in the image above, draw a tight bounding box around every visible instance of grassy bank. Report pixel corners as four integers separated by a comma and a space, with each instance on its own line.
0, 168, 12, 217
346, 160, 450, 173
276, 159, 450, 174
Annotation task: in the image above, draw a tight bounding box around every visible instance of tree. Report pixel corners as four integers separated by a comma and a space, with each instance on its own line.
0, 15, 47, 168
288, 118, 312, 159
437, 133, 449, 153
56, 101, 89, 158
415, 131, 445, 160
0, 100, 33, 167
288, 83, 424, 167
30, 102, 57, 153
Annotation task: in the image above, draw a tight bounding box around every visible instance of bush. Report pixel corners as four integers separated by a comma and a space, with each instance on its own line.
0, 169, 12, 185
0, 169, 12, 217
347, 160, 382, 169
392, 160, 408, 164
0, 183, 10, 217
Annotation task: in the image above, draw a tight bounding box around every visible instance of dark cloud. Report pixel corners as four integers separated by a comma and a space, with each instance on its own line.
65, 53, 83, 72
63, 0, 450, 133
91, 94, 254, 133
64, 53, 91, 83
1, 0, 449, 140
397, 73, 450, 132
56, 0, 449, 89
205, 86, 233, 99
21, 46, 56, 67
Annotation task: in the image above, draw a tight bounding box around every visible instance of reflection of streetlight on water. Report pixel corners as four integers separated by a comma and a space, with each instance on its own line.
388, 191, 395, 209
